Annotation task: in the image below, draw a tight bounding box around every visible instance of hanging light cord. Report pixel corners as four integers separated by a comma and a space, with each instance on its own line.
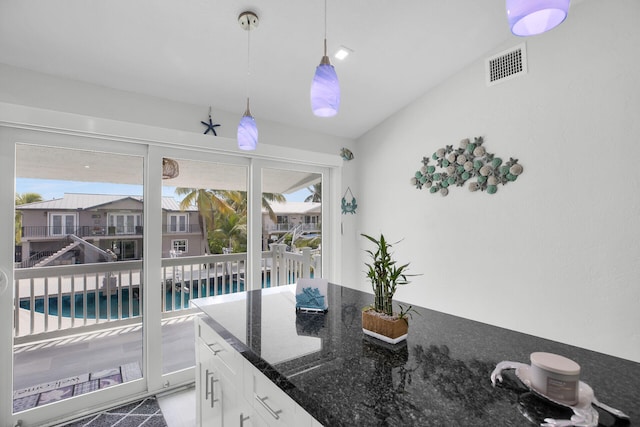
246, 18, 251, 111
245, 16, 251, 113
323, 0, 327, 56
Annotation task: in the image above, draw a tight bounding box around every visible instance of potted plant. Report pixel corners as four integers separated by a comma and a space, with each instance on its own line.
361, 233, 416, 344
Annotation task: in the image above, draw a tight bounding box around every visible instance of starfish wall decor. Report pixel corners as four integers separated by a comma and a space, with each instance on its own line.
201, 107, 220, 136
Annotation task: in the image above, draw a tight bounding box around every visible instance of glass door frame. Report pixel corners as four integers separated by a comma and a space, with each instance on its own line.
0, 107, 342, 426
0, 129, 151, 426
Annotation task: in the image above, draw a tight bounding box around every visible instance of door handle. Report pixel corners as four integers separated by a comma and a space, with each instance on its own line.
207, 343, 223, 356
255, 394, 282, 420
240, 413, 250, 426
204, 369, 219, 408
0, 270, 7, 296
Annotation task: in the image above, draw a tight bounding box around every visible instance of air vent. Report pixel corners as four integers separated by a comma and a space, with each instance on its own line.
486, 43, 527, 86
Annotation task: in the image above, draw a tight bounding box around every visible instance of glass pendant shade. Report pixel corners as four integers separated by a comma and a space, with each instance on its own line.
237, 100, 258, 151
506, 0, 570, 36
311, 57, 340, 117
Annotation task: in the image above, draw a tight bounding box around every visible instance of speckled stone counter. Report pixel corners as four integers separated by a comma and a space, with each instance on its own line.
191, 284, 639, 426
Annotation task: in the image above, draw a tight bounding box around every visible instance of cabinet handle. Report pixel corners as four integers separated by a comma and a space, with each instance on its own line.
204, 369, 219, 408
240, 413, 250, 426
208, 343, 223, 356
255, 395, 282, 420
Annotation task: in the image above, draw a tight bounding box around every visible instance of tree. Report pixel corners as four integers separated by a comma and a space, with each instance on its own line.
15, 192, 43, 244
217, 190, 285, 223
211, 210, 247, 254
305, 182, 322, 202
175, 188, 234, 254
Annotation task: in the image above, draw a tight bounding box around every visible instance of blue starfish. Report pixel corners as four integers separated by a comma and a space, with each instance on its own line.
201, 110, 220, 136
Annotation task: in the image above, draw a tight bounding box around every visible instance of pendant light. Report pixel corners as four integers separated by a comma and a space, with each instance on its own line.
310, 0, 340, 117
506, 0, 570, 36
237, 11, 259, 151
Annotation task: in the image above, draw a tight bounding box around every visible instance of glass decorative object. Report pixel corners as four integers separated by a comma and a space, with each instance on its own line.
506, 0, 570, 36
237, 104, 258, 151
311, 59, 340, 117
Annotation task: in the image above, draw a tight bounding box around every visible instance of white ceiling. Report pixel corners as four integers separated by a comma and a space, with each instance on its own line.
0, 0, 533, 140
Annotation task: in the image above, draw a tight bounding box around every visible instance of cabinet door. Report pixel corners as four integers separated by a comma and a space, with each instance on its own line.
197, 341, 222, 426
244, 359, 311, 427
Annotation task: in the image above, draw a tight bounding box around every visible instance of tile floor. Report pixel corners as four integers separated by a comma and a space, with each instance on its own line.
63, 397, 168, 426
56, 388, 196, 427
156, 387, 196, 427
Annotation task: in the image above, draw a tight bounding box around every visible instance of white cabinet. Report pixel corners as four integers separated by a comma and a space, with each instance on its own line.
243, 359, 313, 427
195, 316, 321, 427
196, 317, 252, 426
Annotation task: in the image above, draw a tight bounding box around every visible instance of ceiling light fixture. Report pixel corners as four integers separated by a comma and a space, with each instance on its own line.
334, 46, 352, 61
506, 0, 570, 36
237, 11, 259, 151
310, 0, 340, 117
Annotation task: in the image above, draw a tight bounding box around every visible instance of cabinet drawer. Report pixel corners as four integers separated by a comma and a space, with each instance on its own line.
197, 317, 242, 378
248, 365, 311, 427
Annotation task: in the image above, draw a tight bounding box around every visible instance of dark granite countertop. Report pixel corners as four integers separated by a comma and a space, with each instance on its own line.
192, 284, 639, 426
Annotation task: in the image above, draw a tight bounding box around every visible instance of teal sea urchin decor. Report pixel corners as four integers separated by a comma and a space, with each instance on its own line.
410, 137, 523, 196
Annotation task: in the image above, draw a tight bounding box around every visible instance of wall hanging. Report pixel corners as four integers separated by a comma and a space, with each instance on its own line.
200, 107, 220, 136
410, 136, 523, 196
340, 147, 354, 161
341, 187, 357, 214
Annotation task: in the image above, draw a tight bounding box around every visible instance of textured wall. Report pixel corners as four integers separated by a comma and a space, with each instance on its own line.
350, 0, 640, 362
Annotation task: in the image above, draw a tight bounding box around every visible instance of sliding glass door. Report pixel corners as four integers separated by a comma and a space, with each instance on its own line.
0, 123, 339, 427
1, 137, 149, 426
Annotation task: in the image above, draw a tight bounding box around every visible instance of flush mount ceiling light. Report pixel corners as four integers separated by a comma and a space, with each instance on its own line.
162, 158, 179, 179
334, 46, 352, 61
310, 0, 340, 117
506, 0, 570, 36
237, 11, 259, 151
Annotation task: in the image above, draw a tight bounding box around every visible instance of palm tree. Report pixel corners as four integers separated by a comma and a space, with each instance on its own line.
305, 182, 321, 202
15, 192, 43, 244
218, 190, 285, 223
175, 188, 234, 254
211, 210, 247, 253
262, 192, 286, 222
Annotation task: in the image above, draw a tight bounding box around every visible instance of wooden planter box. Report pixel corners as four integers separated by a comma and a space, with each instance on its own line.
362, 309, 408, 344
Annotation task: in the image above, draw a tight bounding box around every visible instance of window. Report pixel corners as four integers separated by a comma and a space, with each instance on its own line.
49, 213, 77, 236
304, 215, 319, 224
167, 213, 188, 233
276, 215, 289, 231
171, 239, 187, 256
108, 213, 142, 234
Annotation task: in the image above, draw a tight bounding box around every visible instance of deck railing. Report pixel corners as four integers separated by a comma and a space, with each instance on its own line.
21, 224, 202, 239
13, 245, 320, 345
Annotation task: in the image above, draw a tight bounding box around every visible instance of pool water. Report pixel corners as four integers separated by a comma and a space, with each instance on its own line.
19, 279, 248, 320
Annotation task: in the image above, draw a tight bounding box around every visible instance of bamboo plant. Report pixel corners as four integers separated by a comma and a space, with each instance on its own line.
362, 233, 413, 317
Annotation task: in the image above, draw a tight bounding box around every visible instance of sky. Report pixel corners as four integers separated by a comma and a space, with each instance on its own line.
15, 178, 311, 202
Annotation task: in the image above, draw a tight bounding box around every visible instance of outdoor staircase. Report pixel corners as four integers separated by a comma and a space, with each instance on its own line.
34, 240, 81, 267
33, 234, 116, 267
276, 224, 304, 247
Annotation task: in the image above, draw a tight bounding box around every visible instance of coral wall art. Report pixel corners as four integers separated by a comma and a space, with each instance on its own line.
410, 136, 523, 197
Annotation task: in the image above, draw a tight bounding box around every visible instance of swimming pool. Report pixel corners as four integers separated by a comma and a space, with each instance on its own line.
19, 278, 248, 320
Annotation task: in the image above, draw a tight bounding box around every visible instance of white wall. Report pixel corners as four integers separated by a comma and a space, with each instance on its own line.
351, 0, 640, 362
0, 63, 353, 155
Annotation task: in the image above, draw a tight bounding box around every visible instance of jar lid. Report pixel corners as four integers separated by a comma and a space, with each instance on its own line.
530, 352, 581, 375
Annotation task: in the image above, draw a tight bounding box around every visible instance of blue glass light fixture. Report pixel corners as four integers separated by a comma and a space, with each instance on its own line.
506, 0, 570, 36
310, 0, 340, 117
237, 11, 259, 151
237, 98, 258, 151
311, 45, 340, 117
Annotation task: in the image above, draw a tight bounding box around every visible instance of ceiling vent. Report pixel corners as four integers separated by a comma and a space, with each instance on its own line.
486, 43, 527, 86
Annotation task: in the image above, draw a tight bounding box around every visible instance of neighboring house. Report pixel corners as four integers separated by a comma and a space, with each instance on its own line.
16, 193, 202, 267
262, 202, 321, 247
